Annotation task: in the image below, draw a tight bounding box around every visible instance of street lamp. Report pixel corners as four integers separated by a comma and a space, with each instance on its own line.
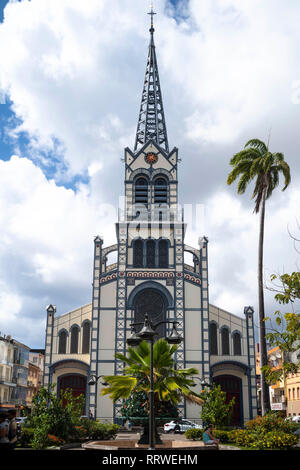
127, 314, 183, 450
190, 376, 212, 391
87, 374, 108, 387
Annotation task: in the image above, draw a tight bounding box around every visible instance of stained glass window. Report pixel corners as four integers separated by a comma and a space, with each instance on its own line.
70, 326, 79, 354
221, 327, 230, 355
158, 240, 168, 268
209, 323, 218, 355
82, 321, 91, 354
133, 239, 144, 267
58, 331, 67, 354
134, 289, 166, 338
146, 240, 156, 268
233, 332, 242, 356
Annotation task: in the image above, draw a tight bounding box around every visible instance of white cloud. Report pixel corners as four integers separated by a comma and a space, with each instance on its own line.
0, 0, 299, 346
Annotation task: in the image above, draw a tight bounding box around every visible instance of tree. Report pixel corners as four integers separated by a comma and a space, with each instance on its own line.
101, 339, 202, 433
120, 382, 179, 426
263, 271, 300, 384
227, 138, 291, 415
200, 384, 235, 428
26, 385, 85, 449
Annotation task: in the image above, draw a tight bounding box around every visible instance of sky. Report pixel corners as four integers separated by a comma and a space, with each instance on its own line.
0, 0, 299, 348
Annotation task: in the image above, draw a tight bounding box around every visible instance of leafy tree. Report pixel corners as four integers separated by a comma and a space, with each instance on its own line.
227, 138, 291, 415
26, 385, 85, 449
263, 271, 300, 383
120, 381, 179, 425
200, 384, 235, 428
101, 339, 202, 419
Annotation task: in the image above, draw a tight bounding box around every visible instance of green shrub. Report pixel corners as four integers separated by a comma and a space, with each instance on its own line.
185, 428, 203, 440
249, 431, 298, 450
17, 427, 35, 448
245, 413, 295, 434
89, 422, 119, 440
213, 429, 233, 443
229, 426, 299, 450
229, 429, 255, 448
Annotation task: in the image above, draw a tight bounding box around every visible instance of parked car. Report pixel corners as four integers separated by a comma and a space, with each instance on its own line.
16, 417, 27, 425
164, 419, 202, 434
292, 415, 300, 423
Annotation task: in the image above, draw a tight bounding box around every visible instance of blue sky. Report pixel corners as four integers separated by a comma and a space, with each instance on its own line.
0, 0, 299, 348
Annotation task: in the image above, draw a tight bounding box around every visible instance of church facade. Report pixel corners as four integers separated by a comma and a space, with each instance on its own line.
43, 14, 257, 426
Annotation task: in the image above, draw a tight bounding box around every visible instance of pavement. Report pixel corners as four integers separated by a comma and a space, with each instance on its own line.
65, 431, 241, 450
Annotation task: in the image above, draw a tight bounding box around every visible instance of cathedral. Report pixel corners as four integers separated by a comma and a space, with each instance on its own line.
43, 10, 257, 427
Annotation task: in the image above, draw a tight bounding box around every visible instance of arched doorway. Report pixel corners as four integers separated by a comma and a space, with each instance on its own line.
58, 374, 86, 411
213, 375, 243, 426
134, 288, 166, 338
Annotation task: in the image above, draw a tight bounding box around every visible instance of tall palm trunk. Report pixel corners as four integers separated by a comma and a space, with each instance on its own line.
258, 187, 270, 415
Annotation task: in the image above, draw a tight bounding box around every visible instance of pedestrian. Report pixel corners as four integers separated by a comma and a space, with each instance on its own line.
7, 409, 18, 450
0, 411, 10, 451
202, 424, 219, 449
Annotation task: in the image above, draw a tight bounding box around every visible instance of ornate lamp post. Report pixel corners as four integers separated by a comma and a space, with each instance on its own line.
87, 375, 108, 387
127, 314, 183, 450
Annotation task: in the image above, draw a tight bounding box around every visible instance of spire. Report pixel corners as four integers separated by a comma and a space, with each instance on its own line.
134, 4, 169, 153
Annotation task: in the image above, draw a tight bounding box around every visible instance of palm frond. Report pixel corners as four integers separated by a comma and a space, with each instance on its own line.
245, 138, 268, 154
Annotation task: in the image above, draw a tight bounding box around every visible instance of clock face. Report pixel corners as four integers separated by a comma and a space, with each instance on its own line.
145, 152, 158, 164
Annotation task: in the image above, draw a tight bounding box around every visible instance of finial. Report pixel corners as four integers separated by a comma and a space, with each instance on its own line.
148, 2, 156, 33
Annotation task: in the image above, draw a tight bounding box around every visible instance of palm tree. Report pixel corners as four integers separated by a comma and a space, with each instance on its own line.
227, 138, 291, 416
101, 339, 202, 438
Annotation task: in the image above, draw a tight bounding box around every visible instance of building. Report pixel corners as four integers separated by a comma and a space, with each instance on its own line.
26, 350, 45, 408
286, 371, 300, 419
0, 334, 16, 412
267, 347, 286, 413
256, 344, 300, 419
11, 340, 30, 409
43, 10, 258, 426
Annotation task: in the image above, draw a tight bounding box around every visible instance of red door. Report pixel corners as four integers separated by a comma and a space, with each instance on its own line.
58, 375, 86, 410
213, 375, 242, 426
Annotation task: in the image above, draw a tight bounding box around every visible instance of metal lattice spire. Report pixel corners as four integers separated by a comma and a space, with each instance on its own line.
134, 4, 169, 153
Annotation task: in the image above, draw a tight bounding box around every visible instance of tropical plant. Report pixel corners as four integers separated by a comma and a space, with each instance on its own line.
185, 428, 203, 440
120, 383, 178, 425
200, 384, 235, 428
227, 138, 291, 415
261, 271, 300, 384
26, 385, 85, 449
101, 339, 203, 417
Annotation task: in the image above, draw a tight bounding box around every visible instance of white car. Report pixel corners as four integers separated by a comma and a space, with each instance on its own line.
292, 416, 300, 423
164, 419, 202, 434
16, 417, 27, 424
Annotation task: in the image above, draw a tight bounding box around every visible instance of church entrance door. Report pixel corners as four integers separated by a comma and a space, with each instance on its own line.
213, 375, 243, 426
58, 374, 86, 411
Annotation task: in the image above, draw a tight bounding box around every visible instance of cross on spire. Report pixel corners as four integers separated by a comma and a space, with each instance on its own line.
134, 5, 169, 153
148, 2, 156, 32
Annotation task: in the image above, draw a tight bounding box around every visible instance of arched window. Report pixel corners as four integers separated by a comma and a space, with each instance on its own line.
135, 177, 148, 206
146, 239, 156, 268
70, 325, 79, 354
158, 240, 169, 268
58, 330, 67, 354
233, 331, 242, 356
134, 288, 166, 338
221, 327, 230, 355
133, 239, 144, 268
209, 323, 218, 355
154, 177, 168, 204
82, 321, 91, 354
